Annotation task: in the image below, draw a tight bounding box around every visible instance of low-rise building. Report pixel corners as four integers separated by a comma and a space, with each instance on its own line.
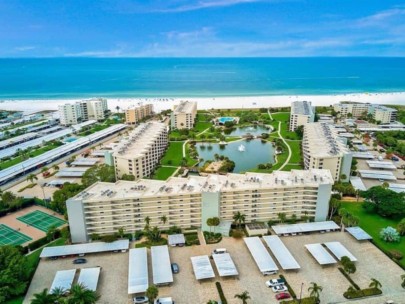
67, 169, 334, 243
171, 101, 197, 130
370, 105, 397, 124
289, 101, 315, 131
125, 104, 153, 125
111, 122, 168, 180
303, 123, 352, 182
333, 102, 397, 123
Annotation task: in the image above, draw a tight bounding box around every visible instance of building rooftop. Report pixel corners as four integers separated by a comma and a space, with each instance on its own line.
113, 122, 166, 159
72, 169, 334, 201
303, 123, 350, 158
173, 101, 196, 114
291, 101, 314, 116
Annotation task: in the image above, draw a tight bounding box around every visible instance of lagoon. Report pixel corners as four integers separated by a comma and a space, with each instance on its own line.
196, 139, 275, 173
224, 125, 271, 137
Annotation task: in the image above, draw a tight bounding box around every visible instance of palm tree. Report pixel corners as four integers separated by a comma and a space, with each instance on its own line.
52, 164, 60, 172
30, 288, 58, 304
26, 173, 38, 184
234, 291, 250, 304
144, 216, 151, 226
160, 215, 167, 225
277, 212, 287, 223
68, 283, 100, 304
146, 284, 158, 304
115, 105, 120, 113
308, 282, 323, 302
369, 278, 382, 289
206, 218, 214, 232
233, 211, 246, 229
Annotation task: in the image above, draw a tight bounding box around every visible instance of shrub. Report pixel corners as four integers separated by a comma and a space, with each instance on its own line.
380, 226, 400, 243
343, 287, 382, 299
167, 225, 182, 235
280, 298, 317, 304
215, 282, 227, 304
231, 229, 244, 239
134, 230, 144, 240
101, 234, 118, 243
28, 230, 61, 251
279, 275, 296, 299
388, 249, 403, 260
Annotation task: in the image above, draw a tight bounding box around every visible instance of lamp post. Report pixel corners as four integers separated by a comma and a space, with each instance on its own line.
299, 282, 304, 304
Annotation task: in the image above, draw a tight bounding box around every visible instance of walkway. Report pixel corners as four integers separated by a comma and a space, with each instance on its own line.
182, 140, 189, 158
197, 229, 206, 246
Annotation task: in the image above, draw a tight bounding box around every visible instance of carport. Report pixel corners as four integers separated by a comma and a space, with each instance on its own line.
263, 235, 300, 270
77, 267, 101, 291
243, 237, 279, 275
212, 253, 239, 277
190, 255, 215, 280
305, 243, 337, 265
128, 248, 149, 294
50, 269, 76, 294
151, 245, 173, 286
324, 242, 357, 262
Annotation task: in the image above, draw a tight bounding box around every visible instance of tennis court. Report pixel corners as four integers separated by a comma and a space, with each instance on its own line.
17, 210, 66, 232
0, 224, 32, 246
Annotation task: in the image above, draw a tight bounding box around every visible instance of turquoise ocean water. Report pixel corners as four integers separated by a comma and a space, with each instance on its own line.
0, 57, 405, 99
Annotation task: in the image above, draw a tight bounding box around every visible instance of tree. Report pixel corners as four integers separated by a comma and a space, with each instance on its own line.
30, 289, 58, 304
308, 282, 323, 302
46, 225, 58, 241
68, 283, 100, 304
146, 285, 158, 304
81, 164, 116, 187
118, 227, 125, 238
51, 183, 86, 214
234, 291, 250, 304
206, 218, 214, 232
26, 173, 38, 184
144, 216, 151, 226
233, 211, 246, 229
1, 191, 17, 208
211, 217, 220, 233
369, 278, 382, 289
115, 105, 120, 113
0, 246, 29, 303
41, 167, 49, 173
207, 301, 218, 304
338, 208, 348, 227
160, 215, 167, 225
397, 218, 405, 236
329, 198, 341, 219
147, 226, 162, 243
361, 186, 405, 218
121, 174, 135, 181
52, 164, 60, 172
277, 212, 287, 224
380, 226, 400, 243
341, 256, 356, 274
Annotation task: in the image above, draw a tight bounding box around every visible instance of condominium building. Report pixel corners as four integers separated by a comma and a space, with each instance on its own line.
58, 98, 108, 126
303, 123, 352, 182
111, 122, 168, 180
289, 101, 315, 131
125, 104, 153, 125
369, 105, 397, 124
333, 102, 397, 123
67, 169, 334, 243
170, 101, 197, 129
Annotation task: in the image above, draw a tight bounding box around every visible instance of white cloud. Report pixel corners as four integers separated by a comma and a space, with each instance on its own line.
14, 46, 36, 51
356, 7, 405, 27
157, 0, 265, 13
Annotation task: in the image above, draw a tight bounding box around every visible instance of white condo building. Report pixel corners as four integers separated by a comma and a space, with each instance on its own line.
171, 101, 197, 130
289, 101, 315, 131
67, 169, 334, 243
333, 102, 397, 124
58, 98, 108, 126
303, 123, 352, 182
109, 122, 168, 180
125, 104, 153, 125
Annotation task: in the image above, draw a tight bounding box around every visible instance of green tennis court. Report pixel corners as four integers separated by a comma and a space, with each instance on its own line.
0, 224, 32, 246
17, 210, 66, 232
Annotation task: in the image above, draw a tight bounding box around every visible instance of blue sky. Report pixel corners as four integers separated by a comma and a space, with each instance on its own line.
1, 0, 405, 57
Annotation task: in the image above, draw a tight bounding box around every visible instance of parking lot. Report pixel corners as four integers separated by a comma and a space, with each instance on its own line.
25, 231, 405, 304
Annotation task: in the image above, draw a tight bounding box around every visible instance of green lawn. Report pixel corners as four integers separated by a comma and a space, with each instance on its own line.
340, 202, 405, 268
152, 166, 178, 180
0, 142, 63, 170
270, 112, 301, 140
161, 142, 184, 166
271, 112, 290, 122
287, 140, 302, 163
282, 164, 304, 171
194, 121, 212, 132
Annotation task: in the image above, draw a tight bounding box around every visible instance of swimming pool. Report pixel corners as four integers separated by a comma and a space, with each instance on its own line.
218, 117, 236, 124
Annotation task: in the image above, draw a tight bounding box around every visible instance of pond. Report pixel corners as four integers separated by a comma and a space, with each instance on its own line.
196, 139, 275, 173
224, 125, 271, 137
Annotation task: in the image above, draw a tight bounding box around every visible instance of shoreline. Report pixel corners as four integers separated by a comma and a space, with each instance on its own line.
1, 91, 404, 114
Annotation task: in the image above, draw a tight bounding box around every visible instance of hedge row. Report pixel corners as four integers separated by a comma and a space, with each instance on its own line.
0, 198, 56, 218
343, 287, 382, 299
338, 267, 360, 290
370, 239, 405, 270
280, 297, 317, 304
279, 274, 297, 299
215, 282, 228, 304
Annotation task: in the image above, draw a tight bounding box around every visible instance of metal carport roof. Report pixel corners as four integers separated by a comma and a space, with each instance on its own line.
263, 235, 300, 270
345, 227, 372, 241
305, 243, 337, 265
324, 242, 357, 262
151, 245, 173, 285
190, 255, 215, 280
243, 237, 278, 274
212, 253, 239, 277
50, 269, 76, 294
77, 267, 101, 291
272, 221, 339, 235
128, 248, 148, 294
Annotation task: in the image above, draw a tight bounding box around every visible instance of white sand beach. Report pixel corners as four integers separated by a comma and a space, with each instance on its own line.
0, 92, 404, 114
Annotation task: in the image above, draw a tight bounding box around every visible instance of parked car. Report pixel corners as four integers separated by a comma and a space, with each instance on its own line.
73, 258, 87, 264
212, 248, 227, 255
155, 297, 174, 304
265, 278, 286, 287
133, 296, 148, 304
392, 156, 399, 161
272, 285, 288, 293
275, 292, 291, 300
171, 263, 179, 274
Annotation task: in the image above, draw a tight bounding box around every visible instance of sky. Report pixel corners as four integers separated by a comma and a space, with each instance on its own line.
1, 0, 405, 57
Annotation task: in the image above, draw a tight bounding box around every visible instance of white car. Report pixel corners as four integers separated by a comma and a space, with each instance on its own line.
133, 296, 148, 304
265, 279, 285, 287
272, 285, 288, 293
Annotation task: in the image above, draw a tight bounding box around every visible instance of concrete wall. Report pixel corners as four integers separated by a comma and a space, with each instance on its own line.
66, 198, 89, 243
314, 183, 332, 221
201, 191, 221, 232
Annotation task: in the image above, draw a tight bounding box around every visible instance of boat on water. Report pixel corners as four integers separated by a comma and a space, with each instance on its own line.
238, 144, 246, 152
